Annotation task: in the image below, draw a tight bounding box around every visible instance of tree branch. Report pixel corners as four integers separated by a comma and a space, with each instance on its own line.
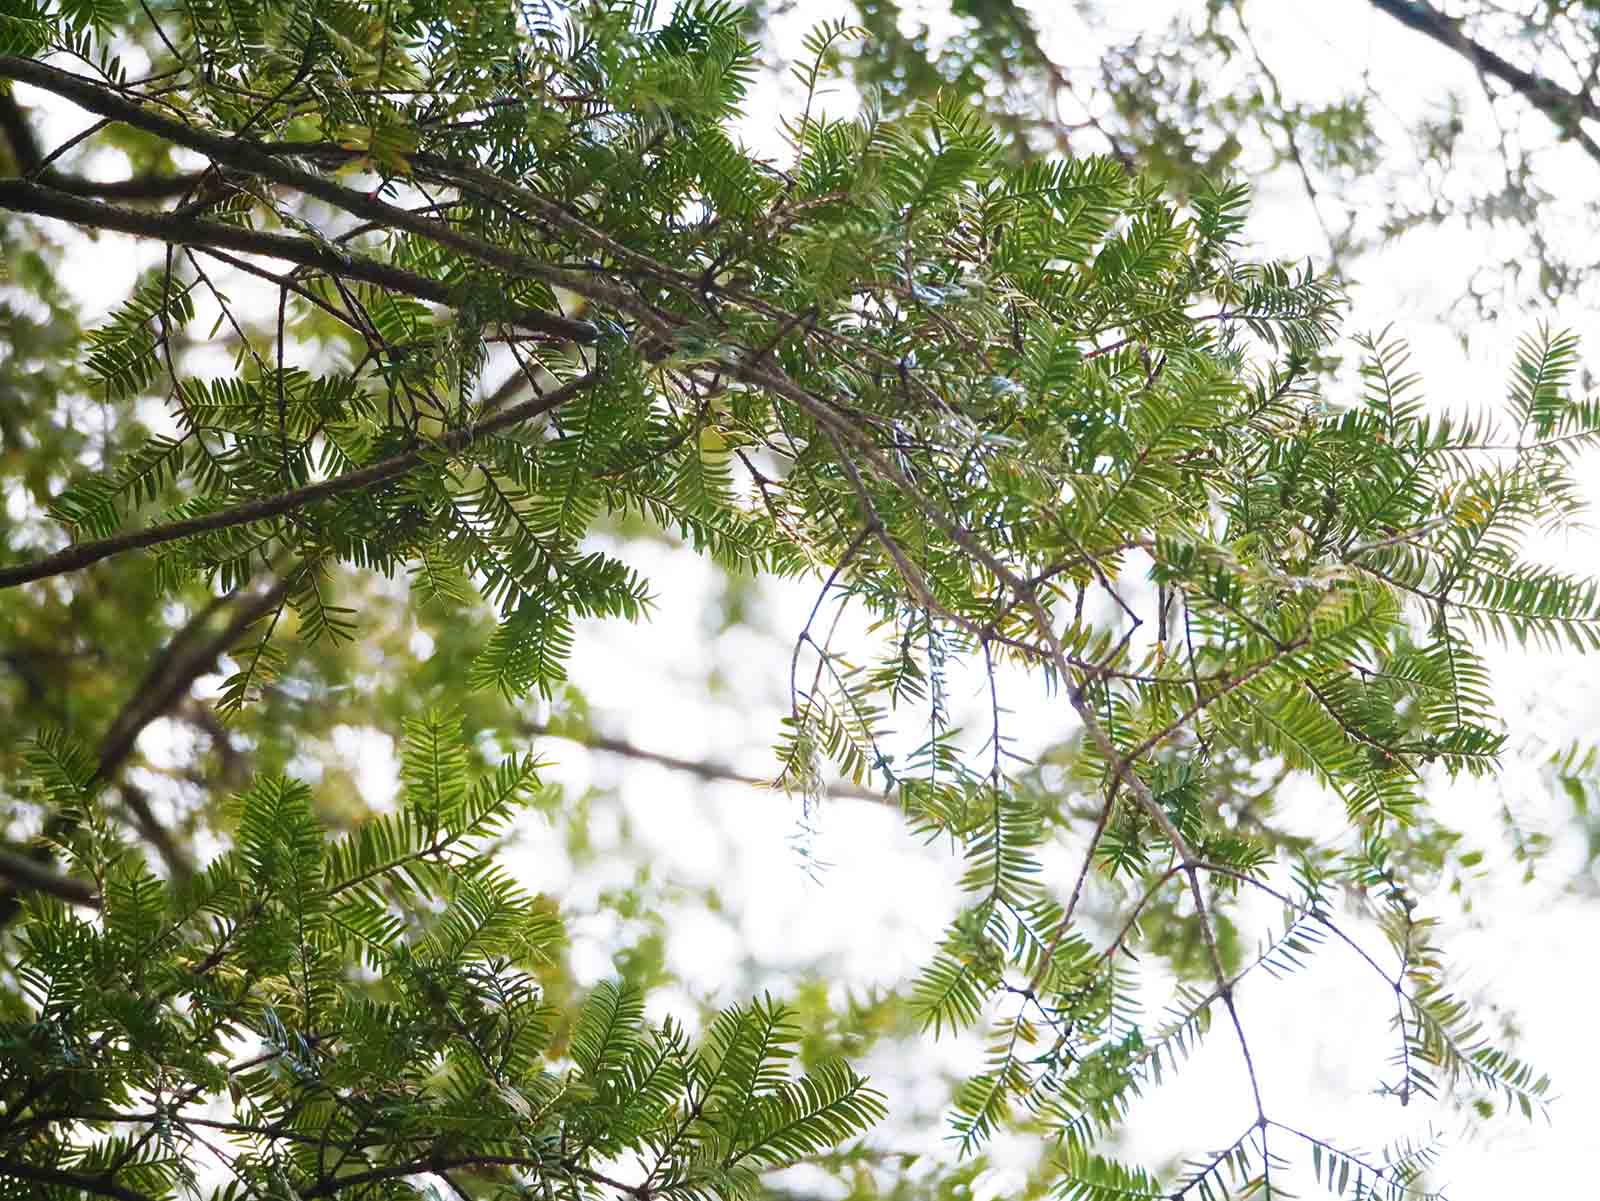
0, 576, 299, 927
1369, 0, 1600, 153
87, 572, 300, 882
96, 574, 295, 786
0, 372, 598, 590
0, 1160, 155, 1201
0, 179, 593, 340
0, 847, 100, 909
0, 90, 204, 199
521, 720, 892, 805
0, 56, 600, 342
298, 1155, 643, 1200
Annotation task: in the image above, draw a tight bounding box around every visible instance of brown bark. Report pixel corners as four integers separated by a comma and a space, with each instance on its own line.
1369, 0, 1600, 158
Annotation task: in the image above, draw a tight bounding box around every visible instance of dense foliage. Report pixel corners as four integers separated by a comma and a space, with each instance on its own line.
2, 2, 1597, 1199
820, 0, 1600, 319
2, 714, 884, 1201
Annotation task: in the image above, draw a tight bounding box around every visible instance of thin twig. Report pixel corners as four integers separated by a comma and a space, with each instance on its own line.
0, 373, 598, 589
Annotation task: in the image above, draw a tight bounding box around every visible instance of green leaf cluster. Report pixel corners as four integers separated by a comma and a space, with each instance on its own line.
0, 715, 881, 1200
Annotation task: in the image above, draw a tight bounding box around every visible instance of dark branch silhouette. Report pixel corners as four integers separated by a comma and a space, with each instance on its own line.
0, 1160, 154, 1201
0, 180, 594, 341
1369, 0, 1600, 158
0, 56, 599, 343
0, 90, 204, 199
0, 575, 303, 927
0, 848, 100, 909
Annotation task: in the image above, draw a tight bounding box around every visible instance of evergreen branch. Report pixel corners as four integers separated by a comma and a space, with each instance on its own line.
1022, 780, 1122, 996
744, 309, 1291, 1150
1192, 859, 1544, 1118
0, 58, 602, 340
0, 6, 1582, 1190
0, 179, 590, 341
1171, 1122, 1260, 1200
1196, 862, 1404, 990
1269, 1118, 1446, 1200
1345, 515, 1456, 558
322, 833, 453, 902
0, 373, 598, 589
409, 152, 709, 293
1057, 653, 1273, 1140
1101, 864, 1186, 963
1114, 637, 1311, 769
1301, 677, 1413, 766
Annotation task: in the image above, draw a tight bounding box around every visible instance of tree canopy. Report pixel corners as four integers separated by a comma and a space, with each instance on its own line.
821, 0, 1600, 321
1, 2, 1597, 1199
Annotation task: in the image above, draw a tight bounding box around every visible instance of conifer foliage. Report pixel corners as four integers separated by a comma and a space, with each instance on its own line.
1, 714, 883, 1200
1, 2, 1598, 1199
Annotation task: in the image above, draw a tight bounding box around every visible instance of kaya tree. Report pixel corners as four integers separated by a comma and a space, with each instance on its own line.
2, 2, 1599, 1199
821, 0, 1600, 320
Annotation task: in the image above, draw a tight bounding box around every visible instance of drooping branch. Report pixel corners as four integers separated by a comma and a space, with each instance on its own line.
0, 56, 605, 341
0, 179, 594, 341
1368, 0, 1600, 158
0, 372, 598, 590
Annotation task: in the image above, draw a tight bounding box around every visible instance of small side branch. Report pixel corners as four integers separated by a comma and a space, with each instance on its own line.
522, 719, 891, 805
0, 372, 598, 590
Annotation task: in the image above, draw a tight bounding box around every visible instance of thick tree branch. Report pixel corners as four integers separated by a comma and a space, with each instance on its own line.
0, 847, 100, 908
0, 372, 597, 590
0, 179, 593, 340
0, 1160, 155, 1201
0, 56, 602, 341
1369, 0, 1600, 152
0, 576, 299, 927
0, 90, 204, 199
87, 572, 300, 883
